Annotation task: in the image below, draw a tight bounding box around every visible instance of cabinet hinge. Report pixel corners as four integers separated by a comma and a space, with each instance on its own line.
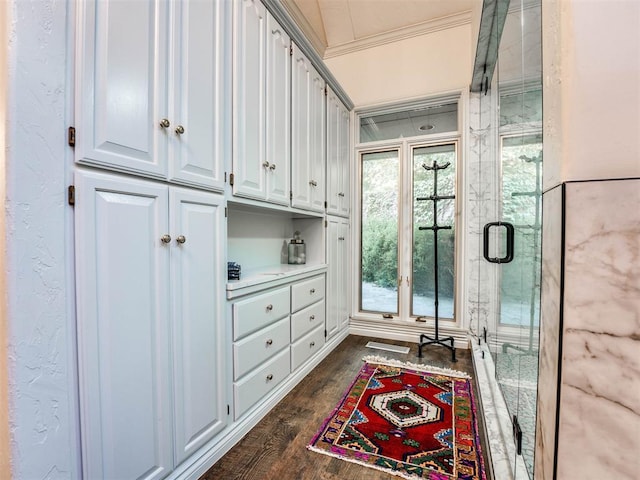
227, 405, 230, 415
289, 190, 293, 200
68, 126, 76, 147
324, 201, 327, 209
224, 172, 227, 183
324, 86, 328, 96
324, 219, 327, 227
229, 173, 234, 186
68, 185, 75, 206
324, 329, 327, 338
225, 207, 228, 218
290, 45, 293, 56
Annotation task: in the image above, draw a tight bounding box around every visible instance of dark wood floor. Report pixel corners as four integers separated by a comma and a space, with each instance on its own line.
201, 335, 489, 480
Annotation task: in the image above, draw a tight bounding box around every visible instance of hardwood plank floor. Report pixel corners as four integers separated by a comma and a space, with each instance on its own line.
201, 334, 490, 480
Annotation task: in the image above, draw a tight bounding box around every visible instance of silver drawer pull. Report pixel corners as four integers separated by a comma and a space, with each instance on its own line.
266, 374, 274, 381
309, 341, 315, 348
310, 288, 316, 294
338, 192, 345, 197
269, 163, 276, 171
309, 315, 315, 321
266, 339, 273, 346
338, 236, 345, 241
309, 180, 317, 187
160, 234, 171, 244
266, 304, 273, 311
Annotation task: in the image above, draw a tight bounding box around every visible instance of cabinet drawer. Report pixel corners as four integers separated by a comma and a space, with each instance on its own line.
234, 348, 290, 419
291, 300, 325, 342
291, 325, 324, 372
233, 317, 290, 381
291, 275, 325, 312
233, 286, 290, 340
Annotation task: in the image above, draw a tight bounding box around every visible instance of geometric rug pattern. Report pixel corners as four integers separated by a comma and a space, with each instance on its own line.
308, 356, 486, 479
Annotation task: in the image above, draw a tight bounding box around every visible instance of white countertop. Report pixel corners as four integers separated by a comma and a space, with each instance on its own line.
226, 263, 327, 296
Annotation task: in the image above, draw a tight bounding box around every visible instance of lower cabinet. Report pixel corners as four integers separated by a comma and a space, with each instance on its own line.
74, 170, 227, 478
327, 216, 350, 339
231, 273, 326, 419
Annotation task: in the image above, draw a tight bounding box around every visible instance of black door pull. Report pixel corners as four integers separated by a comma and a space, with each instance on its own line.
483, 222, 515, 264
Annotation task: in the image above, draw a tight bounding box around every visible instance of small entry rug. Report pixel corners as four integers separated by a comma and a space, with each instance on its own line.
307, 356, 486, 480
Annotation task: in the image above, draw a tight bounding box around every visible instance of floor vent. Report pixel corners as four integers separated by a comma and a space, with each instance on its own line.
365, 341, 410, 354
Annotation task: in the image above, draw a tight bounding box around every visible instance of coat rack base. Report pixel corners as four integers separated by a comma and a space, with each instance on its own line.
417, 333, 457, 362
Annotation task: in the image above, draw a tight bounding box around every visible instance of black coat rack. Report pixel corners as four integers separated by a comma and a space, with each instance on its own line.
417, 160, 456, 362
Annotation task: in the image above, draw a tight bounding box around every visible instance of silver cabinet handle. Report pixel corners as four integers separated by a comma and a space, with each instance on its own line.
310, 315, 315, 321
309, 180, 317, 187
266, 304, 273, 311
175, 125, 185, 135
338, 237, 345, 241
160, 234, 171, 244
310, 341, 315, 348
266, 374, 274, 381
310, 288, 315, 294
160, 118, 170, 128
266, 339, 273, 346
263, 161, 270, 168
176, 235, 186, 244
269, 163, 276, 171
338, 192, 345, 197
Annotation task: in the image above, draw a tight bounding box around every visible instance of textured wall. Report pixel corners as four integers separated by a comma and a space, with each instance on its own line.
5, 0, 81, 478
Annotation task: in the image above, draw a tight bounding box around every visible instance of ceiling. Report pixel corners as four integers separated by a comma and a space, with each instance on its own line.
282, 0, 475, 58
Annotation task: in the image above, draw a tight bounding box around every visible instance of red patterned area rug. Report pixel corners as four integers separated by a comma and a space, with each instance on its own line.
308, 356, 486, 480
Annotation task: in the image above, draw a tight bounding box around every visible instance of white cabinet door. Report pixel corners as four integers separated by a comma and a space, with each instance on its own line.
76, 0, 169, 178
292, 44, 325, 213
76, 0, 228, 191
170, 188, 227, 463
169, 0, 228, 190
327, 216, 350, 338
326, 88, 350, 217
309, 68, 327, 212
233, 0, 267, 200
75, 171, 173, 480
265, 14, 291, 206
338, 104, 351, 217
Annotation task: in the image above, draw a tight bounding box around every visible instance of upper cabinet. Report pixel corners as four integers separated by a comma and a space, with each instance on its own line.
291, 44, 326, 213
232, 0, 290, 206
326, 88, 350, 218
75, 0, 229, 191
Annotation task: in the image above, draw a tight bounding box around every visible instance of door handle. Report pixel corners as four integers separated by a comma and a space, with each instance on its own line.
483, 222, 515, 264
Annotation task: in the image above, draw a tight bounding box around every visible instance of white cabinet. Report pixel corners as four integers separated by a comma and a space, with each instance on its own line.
74, 170, 227, 477
327, 217, 350, 338
232, 1, 290, 205
230, 273, 327, 417
231, 285, 291, 419
291, 43, 326, 213
326, 88, 351, 218
170, 188, 227, 463
75, 0, 229, 190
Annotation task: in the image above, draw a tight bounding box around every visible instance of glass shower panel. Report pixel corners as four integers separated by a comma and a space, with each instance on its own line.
411, 144, 456, 319
360, 150, 400, 313
495, 0, 542, 477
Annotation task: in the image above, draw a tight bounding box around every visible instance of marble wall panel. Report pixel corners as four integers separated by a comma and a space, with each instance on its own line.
534, 184, 563, 480
557, 179, 640, 479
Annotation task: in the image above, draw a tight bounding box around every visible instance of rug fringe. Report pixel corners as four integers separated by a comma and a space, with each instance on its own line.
362, 354, 471, 379
306, 445, 425, 480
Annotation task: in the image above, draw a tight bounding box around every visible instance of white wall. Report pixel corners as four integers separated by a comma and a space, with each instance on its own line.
5, 0, 81, 478
543, 0, 640, 189
325, 24, 472, 107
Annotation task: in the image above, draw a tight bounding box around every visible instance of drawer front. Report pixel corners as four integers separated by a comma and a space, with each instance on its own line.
291, 300, 325, 342
233, 317, 290, 380
233, 286, 290, 340
234, 348, 290, 419
291, 275, 325, 312
291, 325, 325, 372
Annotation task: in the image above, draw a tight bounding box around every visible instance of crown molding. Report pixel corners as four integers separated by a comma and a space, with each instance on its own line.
279, 0, 327, 58
324, 11, 472, 59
